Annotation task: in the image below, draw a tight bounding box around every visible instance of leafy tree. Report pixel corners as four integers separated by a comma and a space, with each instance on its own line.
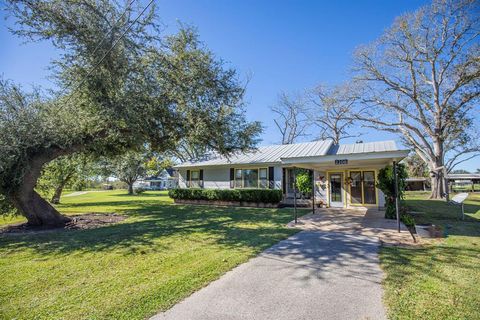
111, 151, 148, 195
145, 154, 174, 177
353, 0, 480, 199
403, 153, 429, 178
0, 1, 261, 227
295, 169, 313, 196
377, 164, 408, 219
36, 154, 91, 204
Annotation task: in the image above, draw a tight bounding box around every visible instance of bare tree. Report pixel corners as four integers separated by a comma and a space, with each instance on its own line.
308, 84, 358, 144
271, 92, 310, 144
352, 0, 480, 199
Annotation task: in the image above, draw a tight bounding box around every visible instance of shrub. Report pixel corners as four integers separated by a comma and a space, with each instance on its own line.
168, 188, 283, 204
400, 213, 415, 228
295, 169, 312, 196
377, 164, 408, 219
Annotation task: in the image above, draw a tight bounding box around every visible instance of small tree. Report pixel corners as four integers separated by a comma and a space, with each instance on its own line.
36, 154, 91, 204
377, 164, 408, 219
112, 151, 148, 195
295, 169, 312, 197
403, 153, 429, 178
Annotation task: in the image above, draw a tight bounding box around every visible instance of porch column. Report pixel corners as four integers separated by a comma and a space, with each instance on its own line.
293, 167, 297, 224
312, 169, 315, 215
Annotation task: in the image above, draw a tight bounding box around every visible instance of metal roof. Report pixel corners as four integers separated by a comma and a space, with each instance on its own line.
174, 140, 406, 168
175, 140, 333, 168
327, 140, 398, 155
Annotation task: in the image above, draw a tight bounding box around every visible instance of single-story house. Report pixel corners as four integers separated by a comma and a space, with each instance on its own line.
174, 140, 409, 208
133, 168, 178, 190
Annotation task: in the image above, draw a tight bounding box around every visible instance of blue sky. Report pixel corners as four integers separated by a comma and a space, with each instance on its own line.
1, 0, 478, 171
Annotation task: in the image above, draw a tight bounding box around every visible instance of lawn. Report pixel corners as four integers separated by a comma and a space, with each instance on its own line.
0, 190, 300, 320
381, 191, 480, 320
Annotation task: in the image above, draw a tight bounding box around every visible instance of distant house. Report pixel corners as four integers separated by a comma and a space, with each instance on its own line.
134, 168, 177, 190
174, 140, 409, 208
406, 173, 480, 192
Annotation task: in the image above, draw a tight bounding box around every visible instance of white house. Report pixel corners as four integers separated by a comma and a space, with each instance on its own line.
133, 168, 178, 190
174, 140, 409, 208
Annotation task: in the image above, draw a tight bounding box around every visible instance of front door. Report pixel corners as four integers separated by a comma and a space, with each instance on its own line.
329, 173, 344, 207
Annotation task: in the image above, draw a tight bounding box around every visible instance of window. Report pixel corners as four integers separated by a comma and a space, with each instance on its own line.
259, 168, 268, 188
350, 171, 362, 204
363, 171, 376, 204
235, 169, 242, 188
233, 168, 268, 189
243, 169, 258, 188
190, 170, 200, 188
348, 171, 377, 205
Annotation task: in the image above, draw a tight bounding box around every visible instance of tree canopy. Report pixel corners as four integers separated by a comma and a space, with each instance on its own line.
0, 0, 261, 226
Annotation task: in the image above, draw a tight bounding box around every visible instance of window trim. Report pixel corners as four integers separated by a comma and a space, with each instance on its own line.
190, 169, 200, 188
234, 167, 269, 189
347, 170, 377, 206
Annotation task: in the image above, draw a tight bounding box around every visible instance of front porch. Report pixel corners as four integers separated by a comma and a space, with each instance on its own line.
287, 207, 415, 246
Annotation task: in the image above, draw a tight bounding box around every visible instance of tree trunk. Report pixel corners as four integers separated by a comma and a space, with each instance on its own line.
429, 169, 445, 199
127, 183, 134, 195
50, 184, 65, 204
11, 147, 74, 227
12, 189, 70, 227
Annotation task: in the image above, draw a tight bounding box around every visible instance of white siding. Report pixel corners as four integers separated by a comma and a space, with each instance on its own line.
203, 167, 230, 189
177, 166, 282, 190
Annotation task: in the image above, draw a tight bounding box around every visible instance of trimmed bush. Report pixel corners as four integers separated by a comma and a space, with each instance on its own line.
168, 188, 283, 204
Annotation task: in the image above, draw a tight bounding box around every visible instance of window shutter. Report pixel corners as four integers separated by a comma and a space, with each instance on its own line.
199, 169, 204, 188
230, 168, 235, 188
268, 167, 274, 189
186, 170, 190, 188
282, 168, 286, 194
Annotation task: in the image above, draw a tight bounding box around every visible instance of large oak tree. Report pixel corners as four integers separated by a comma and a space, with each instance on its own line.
352, 0, 480, 199
0, 0, 261, 226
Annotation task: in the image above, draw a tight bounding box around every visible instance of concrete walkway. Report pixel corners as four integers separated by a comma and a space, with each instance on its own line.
151, 208, 401, 320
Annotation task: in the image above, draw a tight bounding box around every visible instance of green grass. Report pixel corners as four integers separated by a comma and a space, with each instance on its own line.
0, 190, 300, 319
381, 191, 480, 320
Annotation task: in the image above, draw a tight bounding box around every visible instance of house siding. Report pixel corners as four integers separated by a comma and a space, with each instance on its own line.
177, 166, 283, 190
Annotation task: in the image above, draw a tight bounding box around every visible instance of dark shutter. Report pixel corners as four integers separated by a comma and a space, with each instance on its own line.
268, 167, 274, 189
282, 168, 286, 194
199, 169, 204, 188
186, 170, 190, 188
230, 168, 235, 188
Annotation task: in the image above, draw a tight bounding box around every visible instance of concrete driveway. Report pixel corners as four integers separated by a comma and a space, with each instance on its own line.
151, 209, 395, 320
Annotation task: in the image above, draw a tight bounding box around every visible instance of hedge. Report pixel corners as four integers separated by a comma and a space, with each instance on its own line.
168, 188, 283, 204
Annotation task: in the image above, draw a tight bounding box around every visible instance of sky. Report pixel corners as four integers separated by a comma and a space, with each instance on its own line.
0, 0, 478, 171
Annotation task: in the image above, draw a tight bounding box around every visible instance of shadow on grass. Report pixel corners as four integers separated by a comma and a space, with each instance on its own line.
405, 197, 480, 238
382, 243, 480, 286
0, 203, 297, 257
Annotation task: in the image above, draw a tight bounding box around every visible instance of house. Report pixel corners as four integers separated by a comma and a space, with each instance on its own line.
174, 140, 409, 208
133, 168, 178, 190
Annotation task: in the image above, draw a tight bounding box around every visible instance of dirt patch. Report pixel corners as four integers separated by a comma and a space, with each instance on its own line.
1, 213, 126, 234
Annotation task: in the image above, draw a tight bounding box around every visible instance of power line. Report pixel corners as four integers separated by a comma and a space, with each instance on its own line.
61, 0, 154, 107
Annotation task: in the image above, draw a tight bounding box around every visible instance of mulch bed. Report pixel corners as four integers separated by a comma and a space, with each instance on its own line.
0, 213, 126, 234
